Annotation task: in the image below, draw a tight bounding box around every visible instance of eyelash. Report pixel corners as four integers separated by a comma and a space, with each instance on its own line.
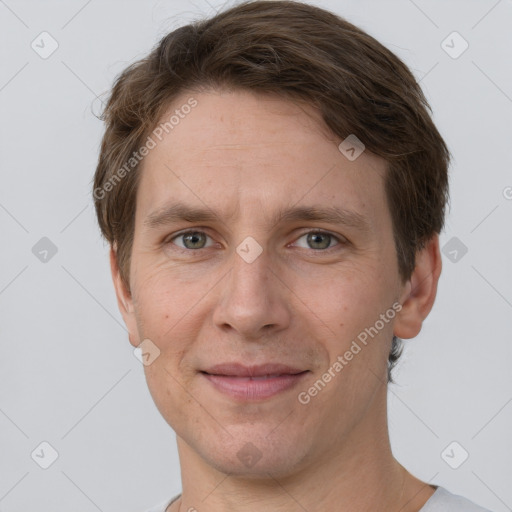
165, 229, 347, 253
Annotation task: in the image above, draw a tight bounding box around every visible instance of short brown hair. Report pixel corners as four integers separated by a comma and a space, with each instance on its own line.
93, 0, 450, 382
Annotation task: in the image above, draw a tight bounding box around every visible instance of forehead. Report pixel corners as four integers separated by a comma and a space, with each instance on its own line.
135, 89, 389, 227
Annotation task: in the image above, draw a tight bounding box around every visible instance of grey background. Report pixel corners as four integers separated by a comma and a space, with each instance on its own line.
1, 0, 511, 510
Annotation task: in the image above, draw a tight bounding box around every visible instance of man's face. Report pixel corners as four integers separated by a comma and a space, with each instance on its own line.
116, 89, 411, 476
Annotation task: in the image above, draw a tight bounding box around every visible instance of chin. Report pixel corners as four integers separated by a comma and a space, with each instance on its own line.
195, 427, 312, 479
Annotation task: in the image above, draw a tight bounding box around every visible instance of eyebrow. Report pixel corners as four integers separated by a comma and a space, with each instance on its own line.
143, 201, 371, 233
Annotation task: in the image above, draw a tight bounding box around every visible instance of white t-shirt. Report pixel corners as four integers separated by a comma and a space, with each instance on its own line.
144, 486, 493, 511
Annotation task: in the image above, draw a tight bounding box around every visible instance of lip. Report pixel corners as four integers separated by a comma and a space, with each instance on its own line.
200, 363, 309, 401
203, 362, 305, 377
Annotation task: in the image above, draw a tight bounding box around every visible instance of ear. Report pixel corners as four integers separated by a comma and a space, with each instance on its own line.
393, 234, 442, 339
110, 245, 140, 348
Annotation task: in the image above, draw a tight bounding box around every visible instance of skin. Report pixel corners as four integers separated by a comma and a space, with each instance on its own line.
111, 89, 442, 511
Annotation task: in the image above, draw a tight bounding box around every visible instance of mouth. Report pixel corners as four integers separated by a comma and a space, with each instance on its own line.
200, 363, 309, 401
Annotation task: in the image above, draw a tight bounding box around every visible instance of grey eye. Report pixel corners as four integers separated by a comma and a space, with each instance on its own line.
172, 231, 212, 250
295, 232, 340, 250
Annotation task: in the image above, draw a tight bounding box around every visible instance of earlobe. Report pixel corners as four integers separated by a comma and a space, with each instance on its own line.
393, 235, 442, 340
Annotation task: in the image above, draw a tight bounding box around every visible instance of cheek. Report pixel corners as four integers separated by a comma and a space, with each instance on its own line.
133, 261, 193, 324
309, 268, 382, 327
306, 266, 396, 363
131, 271, 199, 377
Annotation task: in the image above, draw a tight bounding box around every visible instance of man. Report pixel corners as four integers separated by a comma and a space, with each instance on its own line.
93, 1, 492, 510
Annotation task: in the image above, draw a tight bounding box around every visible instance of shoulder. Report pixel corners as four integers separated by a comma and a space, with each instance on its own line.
421, 486, 493, 512
143, 493, 181, 512
144, 489, 494, 512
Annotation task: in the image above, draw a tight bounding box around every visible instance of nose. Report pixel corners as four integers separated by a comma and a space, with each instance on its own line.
212, 244, 291, 340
